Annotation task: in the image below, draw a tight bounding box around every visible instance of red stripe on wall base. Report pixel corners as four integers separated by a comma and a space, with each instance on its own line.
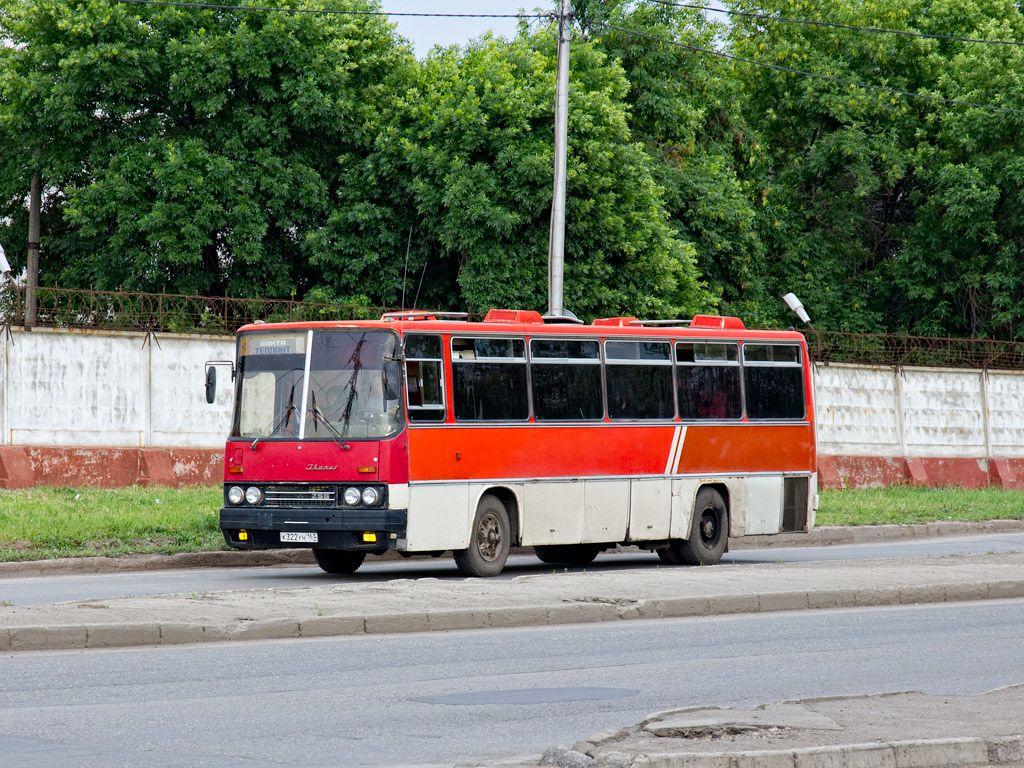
1, 447, 1023, 490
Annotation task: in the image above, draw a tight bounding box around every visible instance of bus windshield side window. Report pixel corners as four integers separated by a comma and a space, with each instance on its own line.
451, 337, 529, 421
405, 334, 446, 422
676, 342, 742, 420
530, 339, 603, 421
743, 343, 805, 419
605, 340, 674, 420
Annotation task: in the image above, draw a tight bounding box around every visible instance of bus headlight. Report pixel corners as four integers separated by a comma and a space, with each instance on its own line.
245, 486, 264, 505
343, 487, 362, 506
227, 486, 244, 505
361, 487, 380, 506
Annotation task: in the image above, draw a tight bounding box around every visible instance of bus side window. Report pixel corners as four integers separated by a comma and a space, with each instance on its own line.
676, 342, 742, 420
530, 338, 603, 421
405, 335, 446, 422
743, 344, 805, 420
451, 337, 529, 421
605, 340, 674, 420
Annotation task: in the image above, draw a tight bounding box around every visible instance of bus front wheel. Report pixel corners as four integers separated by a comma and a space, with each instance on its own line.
454, 494, 511, 577
313, 549, 366, 574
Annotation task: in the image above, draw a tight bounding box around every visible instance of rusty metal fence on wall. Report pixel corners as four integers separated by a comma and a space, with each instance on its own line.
804, 329, 1024, 371
0, 285, 395, 334
3, 285, 1024, 371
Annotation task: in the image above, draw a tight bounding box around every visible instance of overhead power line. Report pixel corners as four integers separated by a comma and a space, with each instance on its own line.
644, 0, 1024, 48
595, 20, 1024, 115
109, 0, 548, 19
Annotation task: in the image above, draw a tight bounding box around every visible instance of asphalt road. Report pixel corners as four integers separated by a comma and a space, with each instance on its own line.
2, 532, 1024, 606
1, 599, 1021, 768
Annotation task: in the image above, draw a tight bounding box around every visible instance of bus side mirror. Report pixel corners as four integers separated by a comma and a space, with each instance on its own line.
205, 366, 217, 404
382, 360, 401, 401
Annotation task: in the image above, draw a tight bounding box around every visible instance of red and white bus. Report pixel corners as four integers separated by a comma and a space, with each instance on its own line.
212, 309, 817, 576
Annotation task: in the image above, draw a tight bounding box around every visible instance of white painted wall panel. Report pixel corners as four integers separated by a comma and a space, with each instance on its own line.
901, 369, 985, 458
815, 364, 901, 456
7, 330, 144, 446
150, 335, 234, 446
3, 327, 233, 448
987, 371, 1024, 457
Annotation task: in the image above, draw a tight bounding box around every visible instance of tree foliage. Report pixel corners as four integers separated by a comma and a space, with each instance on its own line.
579, 0, 774, 325
3, 0, 1024, 337
0, 0, 411, 297
311, 31, 712, 318
730, 0, 1024, 338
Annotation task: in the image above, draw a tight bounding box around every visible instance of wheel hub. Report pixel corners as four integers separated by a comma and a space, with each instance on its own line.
478, 513, 502, 561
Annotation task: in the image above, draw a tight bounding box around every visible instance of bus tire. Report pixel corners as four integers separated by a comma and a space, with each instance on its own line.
677, 487, 728, 565
656, 546, 683, 565
454, 494, 511, 577
534, 544, 601, 565
313, 549, 366, 574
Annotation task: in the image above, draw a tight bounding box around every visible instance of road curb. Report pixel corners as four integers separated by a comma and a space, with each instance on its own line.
5, 575, 1024, 653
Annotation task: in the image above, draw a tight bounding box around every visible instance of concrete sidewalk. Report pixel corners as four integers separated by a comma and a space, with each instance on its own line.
2, 548, 1023, 653
494, 686, 1024, 768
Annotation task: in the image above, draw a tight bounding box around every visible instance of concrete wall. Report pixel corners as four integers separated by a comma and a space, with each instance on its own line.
0, 327, 232, 487
814, 363, 1024, 489
1, 329, 1022, 488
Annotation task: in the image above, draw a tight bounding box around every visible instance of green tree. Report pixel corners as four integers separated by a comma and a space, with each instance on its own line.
310, 31, 714, 319
730, 0, 1024, 338
579, 0, 775, 326
0, 0, 411, 297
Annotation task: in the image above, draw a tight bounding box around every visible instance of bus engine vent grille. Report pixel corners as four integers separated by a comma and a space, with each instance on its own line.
262, 484, 337, 508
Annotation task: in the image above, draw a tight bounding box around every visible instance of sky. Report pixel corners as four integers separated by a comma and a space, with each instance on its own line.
382, 1, 552, 57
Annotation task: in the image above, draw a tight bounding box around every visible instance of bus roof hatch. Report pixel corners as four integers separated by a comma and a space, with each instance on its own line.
484, 309, 545, 324
690, 315, 746, 330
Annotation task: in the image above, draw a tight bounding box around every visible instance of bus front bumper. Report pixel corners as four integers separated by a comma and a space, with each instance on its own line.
219, 507, 408, 551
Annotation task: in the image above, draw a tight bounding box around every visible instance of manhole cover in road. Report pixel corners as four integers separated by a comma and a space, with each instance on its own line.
410, 687, 638, 705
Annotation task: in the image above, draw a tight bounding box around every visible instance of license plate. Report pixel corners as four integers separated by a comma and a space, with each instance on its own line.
280, 531, 318, 543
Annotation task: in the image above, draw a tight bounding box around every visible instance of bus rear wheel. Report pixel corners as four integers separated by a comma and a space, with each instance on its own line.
454, 494, 511, 577
676, 487, 728, 565
313, 549, 366, 574
534, 544, 601, 565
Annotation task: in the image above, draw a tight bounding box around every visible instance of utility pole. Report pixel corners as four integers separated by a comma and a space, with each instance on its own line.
25, 149, 41, 330
545, 0, 572, 320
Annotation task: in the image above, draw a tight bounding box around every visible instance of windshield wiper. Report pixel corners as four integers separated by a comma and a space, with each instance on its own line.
309, 390, 351, 451
250, 385, 296, 450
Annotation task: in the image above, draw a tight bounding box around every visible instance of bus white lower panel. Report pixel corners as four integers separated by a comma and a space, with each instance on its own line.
521, 480, 585, 546
628, 479, 671, 541
407, 483, 471, 551
582, 479, 629, 543
669, 478, 703, 539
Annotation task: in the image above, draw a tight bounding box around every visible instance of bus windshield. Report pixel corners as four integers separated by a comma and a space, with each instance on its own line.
233, 329, 401, 441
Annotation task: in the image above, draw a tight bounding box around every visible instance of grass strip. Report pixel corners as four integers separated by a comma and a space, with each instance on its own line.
818, 486, 1024, 526
0, 486, 223, 562
1, 485, 1022, 562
